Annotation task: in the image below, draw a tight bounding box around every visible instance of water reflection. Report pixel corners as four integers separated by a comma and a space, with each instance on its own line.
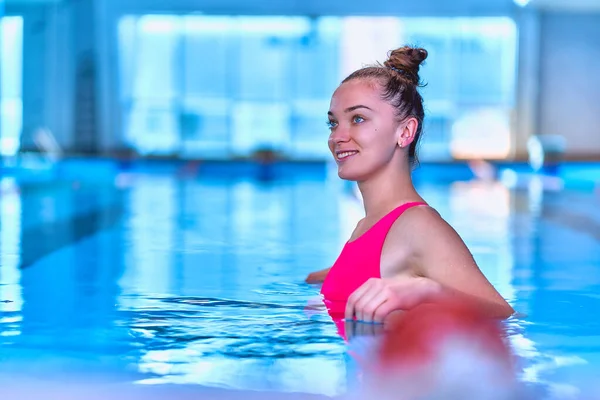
0, 165, 598, 397
116, 175, 347, 394
0, 177, 23, 341
125, 296, 345, 394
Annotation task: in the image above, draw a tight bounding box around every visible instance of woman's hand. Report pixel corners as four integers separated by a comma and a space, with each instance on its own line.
345, 276, 441, 323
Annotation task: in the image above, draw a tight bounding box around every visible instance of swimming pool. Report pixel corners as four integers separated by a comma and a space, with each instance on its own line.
0, 158, 598, 399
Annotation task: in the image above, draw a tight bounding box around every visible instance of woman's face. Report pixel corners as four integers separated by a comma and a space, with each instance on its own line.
327, 79, 403, 182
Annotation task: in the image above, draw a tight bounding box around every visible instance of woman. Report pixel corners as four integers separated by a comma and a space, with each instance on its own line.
306, 46, 514, 326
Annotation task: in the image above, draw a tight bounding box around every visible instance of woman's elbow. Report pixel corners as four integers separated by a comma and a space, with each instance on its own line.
493, 300, 515, 320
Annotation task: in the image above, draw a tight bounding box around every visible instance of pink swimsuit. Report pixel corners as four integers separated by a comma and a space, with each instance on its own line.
321, 202, 427, 337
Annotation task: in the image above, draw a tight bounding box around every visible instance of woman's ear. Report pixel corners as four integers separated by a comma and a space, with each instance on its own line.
397, 117, 419, 148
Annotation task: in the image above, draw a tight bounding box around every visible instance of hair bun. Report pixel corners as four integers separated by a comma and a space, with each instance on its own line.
383, 46, 428, 85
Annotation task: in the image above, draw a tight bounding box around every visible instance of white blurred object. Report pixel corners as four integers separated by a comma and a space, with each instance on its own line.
527, 134, 566, 173
467, 159, 498, 181
450, 108, 512, 160
514, 0, 531, 7
353, 335, 528, 400
33, 127, 63, 162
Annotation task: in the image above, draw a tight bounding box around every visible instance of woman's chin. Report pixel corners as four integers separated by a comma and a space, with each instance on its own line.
338, 168, 363, 182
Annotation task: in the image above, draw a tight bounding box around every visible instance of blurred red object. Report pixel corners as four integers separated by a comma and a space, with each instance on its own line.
361, 299, 522, 400
378, 299, 512, 370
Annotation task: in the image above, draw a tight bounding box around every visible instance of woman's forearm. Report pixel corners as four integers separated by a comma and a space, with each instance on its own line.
305, 267, 331, 284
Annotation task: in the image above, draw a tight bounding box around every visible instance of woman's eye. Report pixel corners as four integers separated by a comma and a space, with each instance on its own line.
353, 116, 365, 124
326, 120, 338, 129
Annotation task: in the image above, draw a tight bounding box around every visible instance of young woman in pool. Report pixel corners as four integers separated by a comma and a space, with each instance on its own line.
306, 46, 514, 325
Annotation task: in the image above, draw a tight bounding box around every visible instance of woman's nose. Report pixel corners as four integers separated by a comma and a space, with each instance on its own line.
329, 126, 351, 144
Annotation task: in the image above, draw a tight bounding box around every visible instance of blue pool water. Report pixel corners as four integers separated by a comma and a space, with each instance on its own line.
0, 158, 599, 398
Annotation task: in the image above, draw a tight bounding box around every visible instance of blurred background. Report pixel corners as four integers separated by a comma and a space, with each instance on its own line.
0, 0, 599, 398
1, 0, 598, 163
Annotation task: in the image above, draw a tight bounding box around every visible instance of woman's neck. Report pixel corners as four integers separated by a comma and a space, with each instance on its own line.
357, 164, 421, 218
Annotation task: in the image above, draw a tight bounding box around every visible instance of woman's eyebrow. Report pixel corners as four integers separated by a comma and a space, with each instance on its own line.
328, 105, 373, 117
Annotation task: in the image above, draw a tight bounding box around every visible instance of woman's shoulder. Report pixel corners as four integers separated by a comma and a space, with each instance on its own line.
388, 204, 457, 244
399, 203, 442, 224
386, 203, 477, 277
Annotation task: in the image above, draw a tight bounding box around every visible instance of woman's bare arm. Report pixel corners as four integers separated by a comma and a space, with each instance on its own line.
305, 268, 331, 284
398, 207, 514, 318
